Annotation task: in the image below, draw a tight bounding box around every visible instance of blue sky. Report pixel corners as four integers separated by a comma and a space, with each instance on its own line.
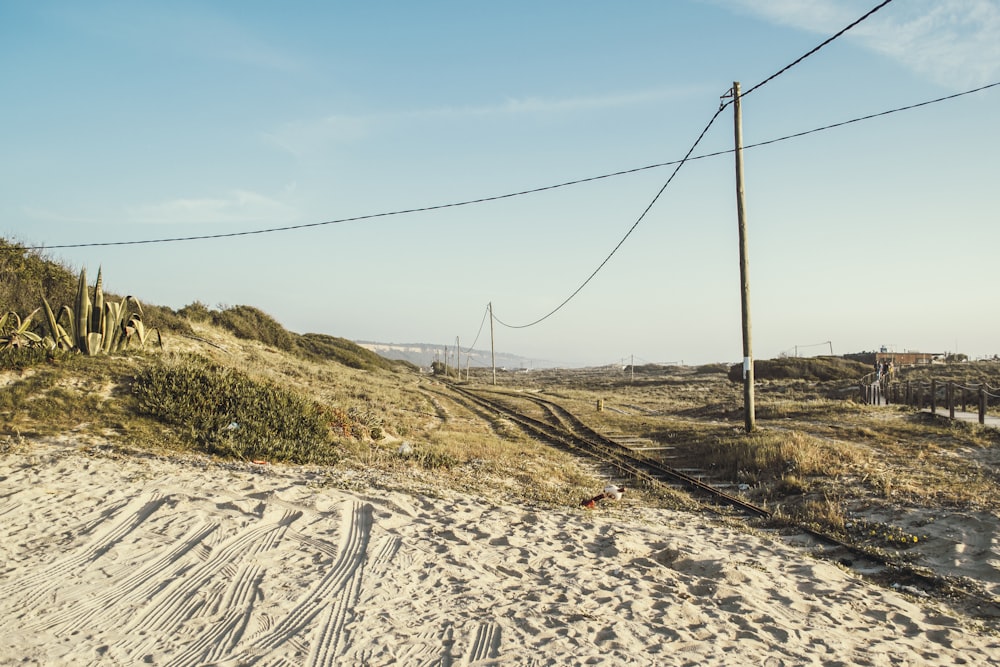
2, 1, 998, 366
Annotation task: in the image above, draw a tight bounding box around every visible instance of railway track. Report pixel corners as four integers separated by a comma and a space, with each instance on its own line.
448, 384, 770, 517
433, 383, 995, 605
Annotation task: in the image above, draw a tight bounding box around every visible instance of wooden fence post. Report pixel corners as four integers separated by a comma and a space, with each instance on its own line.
930, 379, 936, 414
947, 381, 955, 420
980, 384, 987, 425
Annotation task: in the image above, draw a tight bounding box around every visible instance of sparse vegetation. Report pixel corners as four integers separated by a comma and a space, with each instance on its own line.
210, 305, 298, 352
3, 237, 1000, 537
728, 356, 873, 382
464, 359, 1000, 547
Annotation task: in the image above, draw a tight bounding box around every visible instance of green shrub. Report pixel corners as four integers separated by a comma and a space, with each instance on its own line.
143, 304, 194, 335
211, 305, 297, 351
131, 356, 340, 464
295, 333, 398, 371
0, 239, 77, 316
174, 301, 213, 323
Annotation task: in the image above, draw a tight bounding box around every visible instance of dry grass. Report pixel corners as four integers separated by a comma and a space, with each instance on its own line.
468, 361, 1000, 537
3, 328, 1000, 532
0, 324, 619, 509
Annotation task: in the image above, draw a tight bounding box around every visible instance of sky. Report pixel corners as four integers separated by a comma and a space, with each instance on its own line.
2, 0, 999, 367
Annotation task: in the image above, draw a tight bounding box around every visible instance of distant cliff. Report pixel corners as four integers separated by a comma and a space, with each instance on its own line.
355, 341, 555, 370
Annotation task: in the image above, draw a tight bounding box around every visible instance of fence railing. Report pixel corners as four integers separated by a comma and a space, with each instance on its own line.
858, 369, 894, 406
861, 377, 1000, 425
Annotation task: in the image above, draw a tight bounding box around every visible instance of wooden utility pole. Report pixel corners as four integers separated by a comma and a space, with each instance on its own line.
455, 336, 460, 381
489, 302, 497, 385
732, 81, 756, 432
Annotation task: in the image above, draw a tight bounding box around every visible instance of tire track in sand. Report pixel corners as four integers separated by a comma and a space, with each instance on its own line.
18, 521, 220, 635
0, 493, 166, 626
112, 508, 302, 658
165, 562, 267, 667
463, 622, 501, 664
230, 500, 373, 666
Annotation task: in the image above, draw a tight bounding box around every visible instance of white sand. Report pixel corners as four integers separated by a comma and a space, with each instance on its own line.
2, 444, 999, 666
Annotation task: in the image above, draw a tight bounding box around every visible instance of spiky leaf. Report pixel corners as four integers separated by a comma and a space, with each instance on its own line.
92, 267, 105, 338
0, 308, 43, 349
75, 269, 91, 354
41, 298, 74, 350
102, 301, 124, 353
86, 332, 103, 356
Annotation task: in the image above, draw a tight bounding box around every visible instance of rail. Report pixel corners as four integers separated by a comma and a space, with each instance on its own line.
437, 381, 993, 600
446, 384, 772, 517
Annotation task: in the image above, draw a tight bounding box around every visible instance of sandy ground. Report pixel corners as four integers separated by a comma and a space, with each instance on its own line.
2, 443, 1000, 666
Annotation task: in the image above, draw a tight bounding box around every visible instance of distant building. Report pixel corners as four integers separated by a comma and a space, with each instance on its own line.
875, 351, 942, 365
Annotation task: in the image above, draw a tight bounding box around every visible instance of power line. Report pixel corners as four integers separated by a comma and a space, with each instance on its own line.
15, 164, 686, 252
491, 0, 945, 332
5, 0, 896, 257
742, 0, 896, 99
744, 81, 1000, 150
489, 0, 899, 330
16, 82, 995, 255
492, 103, 729, 330
14, 79, 994, 340
463, 304, 490, 354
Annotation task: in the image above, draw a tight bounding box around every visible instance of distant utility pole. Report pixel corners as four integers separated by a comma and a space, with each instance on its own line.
732, 81, 756, 432
455, 336, 460, 381
489, 302, 497, 386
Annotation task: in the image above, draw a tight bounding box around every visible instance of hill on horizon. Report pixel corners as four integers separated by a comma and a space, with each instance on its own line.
355, 340, 564, 371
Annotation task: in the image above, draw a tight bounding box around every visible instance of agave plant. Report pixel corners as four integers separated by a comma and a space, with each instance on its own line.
40, 298, 73, 351
0, 309, 43, 350
40, 267, 153, 355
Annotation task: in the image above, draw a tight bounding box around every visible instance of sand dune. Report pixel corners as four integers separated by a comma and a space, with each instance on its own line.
2, 444, 999, 666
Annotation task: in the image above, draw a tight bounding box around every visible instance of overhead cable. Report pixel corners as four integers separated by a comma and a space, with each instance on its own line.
744, 81, 1000, 149
463, 305, 490, 354
741, 0, 896, 99
18, 86, 997, 255
491, 104, 729, 330
490, 0, 898, 330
